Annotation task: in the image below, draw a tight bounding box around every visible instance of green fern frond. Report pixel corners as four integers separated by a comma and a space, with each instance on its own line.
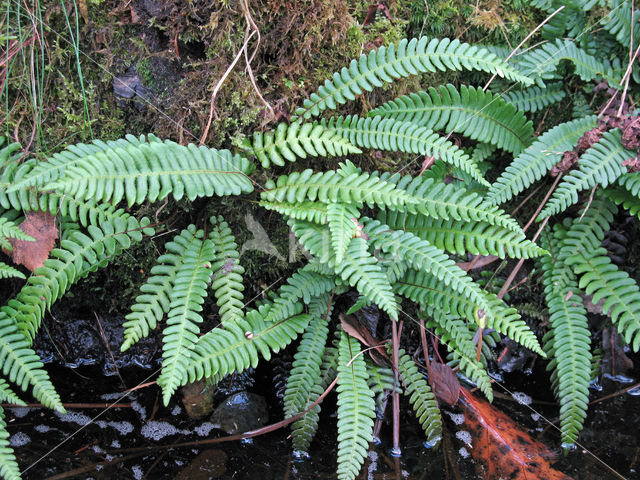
396, 269, 544, 355
397, 349, 441, 442
393, 175, 523, 231
323, 115, 488, 184
265, 268, 335, 322
558, 198, 616, 260
289, 219, 333, 263
0, 264, 25, 280
244, 121, 362, 168
364, 219, 505, 325
122, 226, 203, 351
0, 312, 63, 412
336, 332, 375, 480
3, 214, 151, 342
295, 37, 533, 120
208, 216, 245, 327
500, 83, 566, 112
485, 116, 598, 206
379, 210, 547, 259
540, 130, 634, 219
0, 216, 34, 245
513, 38, 620, 87
259, 200, 328, 224
369, 84, 533, 154
0, 379, 25, 406
602, 186, 640, 219
34, 140, 254, 207
285, 294, 332, 451
601, 0, 640, 49
184, 304, 310, 384
539, 231, 591, 446
327, 203, 360, 263
0, 407, 20, 480
568, 248, 640, 351
157, 226, 217, 405
261, 169, 421, 211
426, 312, 493, 400
334, 238, 398, 320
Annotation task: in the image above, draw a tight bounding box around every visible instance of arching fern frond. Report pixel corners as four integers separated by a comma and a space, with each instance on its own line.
261, 169, 420, 211
396, 269, 543, 355
369, 84, 533, 154
601, 0, 640, 49
540, 130, 634, 219
0, 216, 34, 246
122, 225, 203, 351
336, 332, 375, 480
3, 214, 152, 342
323, 115, 488, 184
379, 210, 546, 259
602, 186, 640, 219
285, 294, 332, 451
157, 226, 217, 404
485, 116, 598, 206
327, 203, 360, 263
31, 140, 254, 207
568, 248, 640, 351
0, 407, 20, 480
513, 39, 620, 87
397, 349, 441, 442
183, 304, 310, 384
539, 229, 591, 446
0, 264, 25, 280
208, 216, 245, 327
244, 121, 361, 168
0, 312, 63, 412
363, 219, 504, 325
558, 198, 616, 261
500, 83, 566, 113
334, 238, 398, 320
295, 37, 533, 120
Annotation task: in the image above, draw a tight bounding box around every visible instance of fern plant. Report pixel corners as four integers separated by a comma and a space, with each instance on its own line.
3, 22, 637, 478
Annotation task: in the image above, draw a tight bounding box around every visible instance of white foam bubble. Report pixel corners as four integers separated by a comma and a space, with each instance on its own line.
459, 446, 470, 458
100, 392, 124, 401
530, 413, 540, 421
55, 411, 92, 426
171, 405, 182, 415
512, 392, 532, 405
456, 430, 472, 446
9, 407, 30, 418
140, 421, 188, 440
111, 439, 120, 448
193, 422, 217, 436
34, 425, 55, 433
131, 400, 147, 420
9, 432, 30, 447
132, 465, 143, 480
445, 412, 465, 425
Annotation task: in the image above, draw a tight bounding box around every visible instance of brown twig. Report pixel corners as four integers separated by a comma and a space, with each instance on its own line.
391, 319, 401, 455
94, 312, 125, 388
0, 402, 132, 408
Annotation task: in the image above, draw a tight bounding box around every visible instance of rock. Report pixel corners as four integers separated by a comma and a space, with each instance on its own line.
209, 392, 268, 434
181, 379, 216, 420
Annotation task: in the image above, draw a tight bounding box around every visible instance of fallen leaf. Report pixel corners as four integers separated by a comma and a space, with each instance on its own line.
339, 313, 389, 366
7, 211, 57, 272
428, 362, 460, 406
174, 449, 227, 480
458, 387, 572, 480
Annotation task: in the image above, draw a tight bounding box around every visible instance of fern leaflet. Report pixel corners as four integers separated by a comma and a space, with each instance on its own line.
327, 202, 360, 263
0, 407, 20, 480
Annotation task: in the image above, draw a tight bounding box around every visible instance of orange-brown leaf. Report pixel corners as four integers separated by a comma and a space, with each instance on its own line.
458, 387, 572, 480
427, 362, 460, 406
8, 211, 57, 272
339, 313, 389, 366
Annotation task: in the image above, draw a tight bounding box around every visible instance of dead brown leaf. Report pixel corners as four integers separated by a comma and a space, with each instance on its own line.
6, 211, 57, 272
428, 362, 460, 406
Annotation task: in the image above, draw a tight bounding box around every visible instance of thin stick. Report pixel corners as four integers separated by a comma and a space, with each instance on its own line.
617, 0, 635, 116
1, 402, 132, 409
483, 6, 565, 91
391, 319, 402, 456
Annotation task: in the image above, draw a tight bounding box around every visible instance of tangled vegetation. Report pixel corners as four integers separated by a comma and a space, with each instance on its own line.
1, 0, 639, 479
